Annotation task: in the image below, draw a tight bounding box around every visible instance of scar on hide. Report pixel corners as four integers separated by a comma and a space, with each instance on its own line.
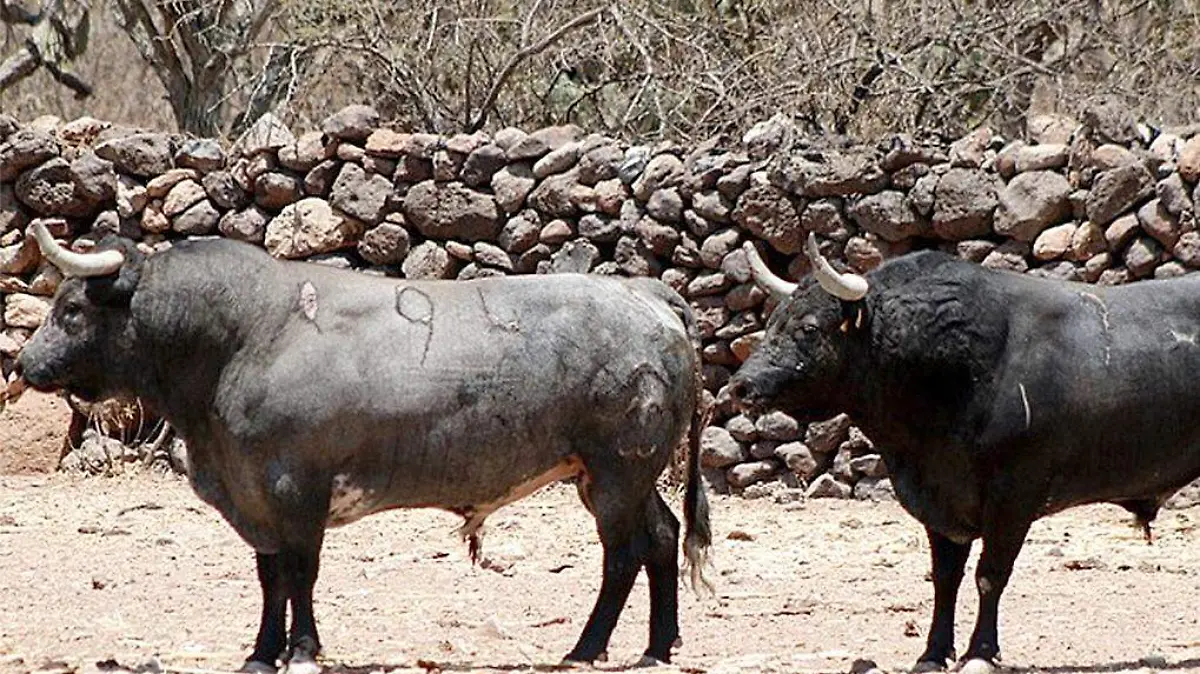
299, 281, 319, 323
456, 457, 584, 564
476, 287, 520, 333
395, 286, 435, 365
1170, 329, 1198, 346
1079, 291, 1112, 366
1017, 382, 1031, 431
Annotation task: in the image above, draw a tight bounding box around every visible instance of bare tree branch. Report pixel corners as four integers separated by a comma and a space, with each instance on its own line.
467, 5, 607, 132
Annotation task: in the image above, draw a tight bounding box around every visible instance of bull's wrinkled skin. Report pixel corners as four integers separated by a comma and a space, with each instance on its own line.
730, 248, 1200, 672
18, 234, 712, 672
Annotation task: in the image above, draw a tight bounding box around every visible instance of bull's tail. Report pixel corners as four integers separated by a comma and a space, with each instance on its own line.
659, 283, 714, 595
682, 397, 714, 596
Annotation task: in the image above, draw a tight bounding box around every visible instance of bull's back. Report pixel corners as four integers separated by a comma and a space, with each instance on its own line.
218, 271, 696, 512
984, 274, 1200, 506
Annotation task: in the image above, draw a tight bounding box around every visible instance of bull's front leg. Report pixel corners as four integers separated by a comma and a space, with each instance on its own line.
241, 552, 288, 673
913, 528, 971, 672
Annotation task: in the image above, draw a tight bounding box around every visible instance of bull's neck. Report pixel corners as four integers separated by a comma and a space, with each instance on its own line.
129, 260, 267, 437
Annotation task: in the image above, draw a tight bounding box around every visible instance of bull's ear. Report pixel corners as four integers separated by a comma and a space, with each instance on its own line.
838, 301, 868, 334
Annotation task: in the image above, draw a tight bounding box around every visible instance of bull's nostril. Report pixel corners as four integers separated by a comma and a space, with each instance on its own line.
727, 380, 748, 402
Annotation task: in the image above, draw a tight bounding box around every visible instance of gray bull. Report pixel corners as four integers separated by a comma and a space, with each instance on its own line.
14, 222, 712, 673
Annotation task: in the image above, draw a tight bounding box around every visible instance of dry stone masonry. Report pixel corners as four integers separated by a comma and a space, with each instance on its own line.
3, 105, 1200, 504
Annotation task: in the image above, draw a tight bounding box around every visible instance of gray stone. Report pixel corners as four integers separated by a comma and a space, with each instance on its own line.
265, 198, 364, 258
806, 473, 852, 499
321, 104, 380, 142
755, 410, 802, 441
172, 198, 220, 235
727, 460, 781, 489
358, 222, 410, 265
549, 239, 600, 274
701, 426, 745, 468
218, 206, 269, 244
776, 442, 823, 479
1124, 236, 1162, 279
848, 190, 924, 243
174, 138, 225, 171
94, 132, 172, 177
497, 213, 542, 254
1137, 198, 1179, 249
932, 169, 999, 240
402, 241, 458, 279
330, 163, 392, 225
732, 180, 803, 253
771, 151, 888, 198
853, 477, 895, 501
254, 172, 303, 211
994, 171, 1072, 241
805, 413, 852, 454
404, 180, 500, 241
1087, 164, 1155, 226
461, 144, 507, 187
303, 160, 341, 197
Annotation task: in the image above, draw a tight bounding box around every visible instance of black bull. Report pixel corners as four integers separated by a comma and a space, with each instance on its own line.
13, 223, 712, 672
729, 234, 1200, 672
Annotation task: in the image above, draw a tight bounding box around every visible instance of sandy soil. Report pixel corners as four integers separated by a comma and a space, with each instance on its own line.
2, 474, 1200, 674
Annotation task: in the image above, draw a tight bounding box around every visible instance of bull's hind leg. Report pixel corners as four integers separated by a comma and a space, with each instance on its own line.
642, 489, 682, 665
563, 474, 651, 665
279, 539, 325, 674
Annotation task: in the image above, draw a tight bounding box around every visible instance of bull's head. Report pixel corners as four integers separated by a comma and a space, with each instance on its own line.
727, 233, 869, 422
14, 222, 144, 402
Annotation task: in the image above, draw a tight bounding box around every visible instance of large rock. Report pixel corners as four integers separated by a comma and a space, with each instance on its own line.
358, 221, 410, 265
1031, 223, 1077, 261
461, 144, 507, 187
330, 163, 392, 225
731, 180, 803, 253
264, 198, 364, 258
218, 206, 269, 243
806, 473, 852, 499
1124, 236, 1162, 279
848, 190, 924, 243
546, 238, 598, 274
491, 164, 537, 214
4, 293, 50, 328
0, 130, 59, 182
805, 413, 852, 454
631, 154, 686, 202
172, 198, 220, 235
95, 132, 174, 177
0, 235, 39, 274
1179, 135, 1200, 184
527, 170, 580, 218
321, 105, 380, 142
1137, 199, 1179, 249
701, 426, 745, 468
755, 410, 802, 441
771, 151, 888, 197
161, 179, 207, 218
932, 169, 999, 240
403, 180, 500, 241
727, 460, 780, 489
1086, 164, 1155, 226
232, 113, 294, 156
994, 170, 1072, 241
15, 154, 114, 217
254, 172, 304, 211
775, 442, 823, 479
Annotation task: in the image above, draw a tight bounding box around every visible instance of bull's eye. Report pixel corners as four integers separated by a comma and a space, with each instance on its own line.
794, 362, 805, 372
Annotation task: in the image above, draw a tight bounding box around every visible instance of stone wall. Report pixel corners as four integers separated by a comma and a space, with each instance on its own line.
2, 106, 1199, 501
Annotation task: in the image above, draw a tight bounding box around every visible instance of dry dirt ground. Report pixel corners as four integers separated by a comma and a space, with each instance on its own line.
3, 469, 1200, 674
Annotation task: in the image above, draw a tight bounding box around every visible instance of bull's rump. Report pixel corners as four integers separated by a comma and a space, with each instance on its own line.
213, 271, 696, 521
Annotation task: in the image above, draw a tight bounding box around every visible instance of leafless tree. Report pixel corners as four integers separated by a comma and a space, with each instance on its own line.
0, 0, 93, 99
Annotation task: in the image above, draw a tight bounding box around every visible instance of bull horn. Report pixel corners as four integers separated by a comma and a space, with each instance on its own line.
742, 242, 797, 301
28, 220, 125, 277
804, 232, 868, 301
